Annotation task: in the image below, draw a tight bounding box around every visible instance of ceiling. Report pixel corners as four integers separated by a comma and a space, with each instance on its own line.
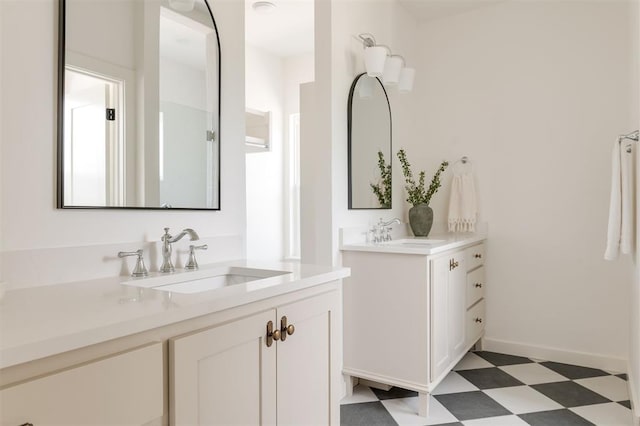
245, 0, 314, 58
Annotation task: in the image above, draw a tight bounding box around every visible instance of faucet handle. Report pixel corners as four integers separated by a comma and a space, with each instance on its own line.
118, 249, 149, 277
185, 244, 208, 270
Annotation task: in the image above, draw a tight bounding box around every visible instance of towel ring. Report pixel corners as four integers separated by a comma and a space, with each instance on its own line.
453, 156, 472, 174
619, 130, 639, 153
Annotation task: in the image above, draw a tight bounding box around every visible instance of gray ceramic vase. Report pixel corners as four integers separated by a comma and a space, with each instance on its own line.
409, 203, 434, 237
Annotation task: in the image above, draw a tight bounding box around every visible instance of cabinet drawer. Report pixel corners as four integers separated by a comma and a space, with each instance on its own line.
0, 342, 163, 425
467, 266, 485, 308
465, 243, 485, 271
466, 300, 486, 347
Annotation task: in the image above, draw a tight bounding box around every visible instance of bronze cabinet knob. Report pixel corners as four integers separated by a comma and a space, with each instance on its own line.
286, 324, 295, 336
272, 329, 282, 341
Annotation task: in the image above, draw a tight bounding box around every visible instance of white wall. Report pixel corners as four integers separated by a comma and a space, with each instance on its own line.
245, 47, 313, 261
0, 0, 246, 286
631, 0, 640, 420
305, 0, 419, 265
414, 1, 633, 369
283, 53, 314, 124
245, 45, 285, 260
66, 0, 136, 70
283, 53, 313, 259
0, 0, 4, 284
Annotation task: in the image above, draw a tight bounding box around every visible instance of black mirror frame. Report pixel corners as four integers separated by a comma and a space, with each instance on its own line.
347, 72, 392, 210
56, 0, 222, 210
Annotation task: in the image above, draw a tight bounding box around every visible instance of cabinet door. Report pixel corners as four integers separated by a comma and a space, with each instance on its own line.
431, 256, 451, 380
449, 254, 467, 360
276, 292, 340, 426
431, 253, 466, 381
170, 310, 277, 426
0, 342, 163, 426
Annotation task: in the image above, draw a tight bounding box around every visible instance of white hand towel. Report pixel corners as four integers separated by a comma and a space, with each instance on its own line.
448, 172, 477, 233
620, 142, 634, 254
605, 140, 634, 260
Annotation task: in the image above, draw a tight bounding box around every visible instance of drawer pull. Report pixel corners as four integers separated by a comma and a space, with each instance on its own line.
475, 283, 483, 288
449, 258, 459, 271
20, 423, 34, 426
474, 253, 482, 259
475, 317, 483, 323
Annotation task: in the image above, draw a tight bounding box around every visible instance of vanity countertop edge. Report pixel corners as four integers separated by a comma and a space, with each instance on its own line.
0, 260, 350, 370
340, 232, 486, 255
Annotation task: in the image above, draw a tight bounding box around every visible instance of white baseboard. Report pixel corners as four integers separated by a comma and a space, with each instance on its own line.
628, 361, 640, 425
482, 338, 627, 373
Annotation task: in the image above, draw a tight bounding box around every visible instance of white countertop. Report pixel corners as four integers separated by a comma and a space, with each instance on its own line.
0, 260, 349, 369
340, 232, 486, 255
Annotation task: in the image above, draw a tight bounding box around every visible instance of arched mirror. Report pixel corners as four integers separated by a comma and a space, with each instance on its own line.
348, 73, 392, 209
57, 0, 221, 210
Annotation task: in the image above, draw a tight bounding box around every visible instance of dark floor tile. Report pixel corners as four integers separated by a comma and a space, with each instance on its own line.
618, 400, 632, 409
539, 361, 609, 380
340, 401, 397, 425
616, 373, 628, 381
434, 390, 511, 421
474, 351, 534, 366
531, 381, 610, 407
370, 386, 418, 400
456, 367, 524, 389
519, 409, 595, 426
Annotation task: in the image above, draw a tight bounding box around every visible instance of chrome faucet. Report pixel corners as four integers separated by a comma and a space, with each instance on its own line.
371, 218, 402, 243
160, 227, 200, 273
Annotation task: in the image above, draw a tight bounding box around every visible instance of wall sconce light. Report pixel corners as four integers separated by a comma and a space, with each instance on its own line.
357, 33, 414, 93
358, 75, 374, 99
398, 67, 415, 93
364, 46, 388, 77
383, 55, 403, 85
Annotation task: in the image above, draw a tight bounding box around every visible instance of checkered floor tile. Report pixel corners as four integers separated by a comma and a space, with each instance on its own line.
340, 351, 635, 425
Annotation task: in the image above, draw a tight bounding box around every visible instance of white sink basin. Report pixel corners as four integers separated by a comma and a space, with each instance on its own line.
384, 238, 445, 246
122, 266, 291, 294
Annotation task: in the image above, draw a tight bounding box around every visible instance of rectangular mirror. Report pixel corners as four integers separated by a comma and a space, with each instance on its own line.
58, 0, 221, 210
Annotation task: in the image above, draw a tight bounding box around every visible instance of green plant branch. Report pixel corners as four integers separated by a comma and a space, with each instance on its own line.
370, 151, 391, 208
397, 148, 449, 207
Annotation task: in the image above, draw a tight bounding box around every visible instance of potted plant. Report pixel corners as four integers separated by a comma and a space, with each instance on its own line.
370, 151, 392, 208
397, 148, 448, 236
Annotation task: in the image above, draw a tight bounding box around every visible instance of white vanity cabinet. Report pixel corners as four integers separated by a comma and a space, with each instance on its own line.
169, 290, 341, 426
342, 240, 486, 417
430, 252, 467, 382
0, 342, 163, 426
465, 244, 486, 347
0, 262, 348, 426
